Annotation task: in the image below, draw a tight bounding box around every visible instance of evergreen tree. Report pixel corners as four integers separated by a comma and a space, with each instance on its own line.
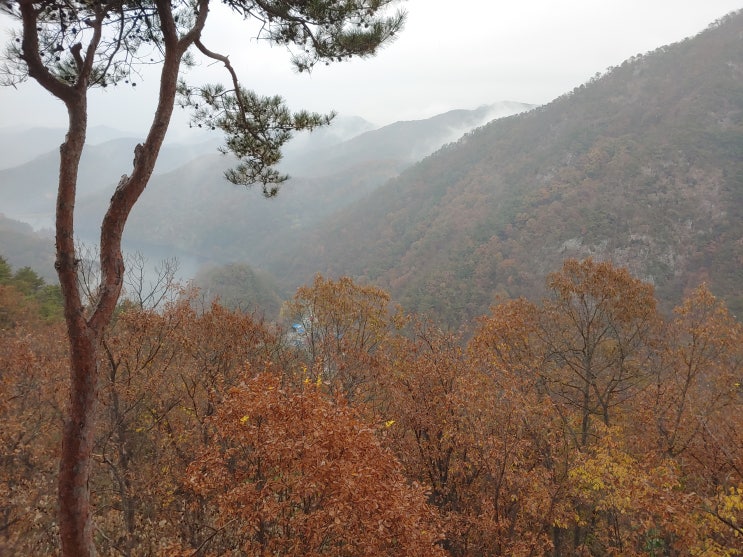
0, 2, 405, 555
11, 266, 45, 295
0, 256, 11, 284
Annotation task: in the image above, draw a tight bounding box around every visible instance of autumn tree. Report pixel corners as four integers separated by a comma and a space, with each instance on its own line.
551, 260, 664, 551
0, 284, 68, 553
564, 424, 685, 555
538, 258, 660, 446
469, 299, 573, 555
473, 260, 661, 447
0, 285, 290, 554
653, 284, 742, 468
90, 292, 283, 555
0, 2, 405, 554
184, 372, 445, 556
649, 284, 743, 553
472, 260, 668, 554
283, 275, 396, 401
0, 271, 38, 329
93, 299, 192, 555
366, 316, 556, 556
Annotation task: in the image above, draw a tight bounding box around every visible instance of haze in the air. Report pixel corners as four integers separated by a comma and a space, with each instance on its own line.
0, 0, 741, 133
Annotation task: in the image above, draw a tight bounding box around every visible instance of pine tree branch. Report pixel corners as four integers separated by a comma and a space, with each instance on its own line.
194, 39, 247, 120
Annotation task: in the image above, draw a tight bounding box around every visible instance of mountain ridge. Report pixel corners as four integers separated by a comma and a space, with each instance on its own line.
267, 10, 743, 324
3, 12, 741, 326
0, 103, 531, 284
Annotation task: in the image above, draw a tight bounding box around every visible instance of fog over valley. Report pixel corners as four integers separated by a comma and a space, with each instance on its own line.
1, 2, 743, 556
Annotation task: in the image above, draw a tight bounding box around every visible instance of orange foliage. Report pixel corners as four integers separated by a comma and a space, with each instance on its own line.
282, 275, 396, 401
185, 372, 445, 556
0, 287, 67, 553
1, 262, 741, 556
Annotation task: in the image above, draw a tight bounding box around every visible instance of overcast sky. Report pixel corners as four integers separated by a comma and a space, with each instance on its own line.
0, 0, 741, 136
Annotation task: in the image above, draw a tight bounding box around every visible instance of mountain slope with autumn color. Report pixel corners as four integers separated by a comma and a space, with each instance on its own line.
269, 10, 743, 325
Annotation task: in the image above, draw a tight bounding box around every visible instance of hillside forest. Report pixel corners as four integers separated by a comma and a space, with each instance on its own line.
2, 12, 742, 331
2, 6, 743, 557
2, 256, 742, 556
274, 10, 743, 326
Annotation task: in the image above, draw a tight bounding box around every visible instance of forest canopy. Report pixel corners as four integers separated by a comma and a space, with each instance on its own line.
1, 257, 741, 556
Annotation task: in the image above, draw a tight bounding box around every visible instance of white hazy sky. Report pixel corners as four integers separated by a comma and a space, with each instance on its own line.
0, 0, 741, 135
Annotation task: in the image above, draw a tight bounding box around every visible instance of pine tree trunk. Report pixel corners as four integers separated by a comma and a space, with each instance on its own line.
55, 97, 101, 557
58, 329, 100, 557
53, 22, 185, 554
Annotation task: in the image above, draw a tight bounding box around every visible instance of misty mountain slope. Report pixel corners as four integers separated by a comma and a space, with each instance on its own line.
270, 11, 743, 325
0, 214, 55, 282
280, 102, 534, 176
0, 118, 368, 230
0, 135, 220, 227
278, 115, 376, 165
72, 104, 529, 268
0, 125, 132, 170
75, 151, 404, 266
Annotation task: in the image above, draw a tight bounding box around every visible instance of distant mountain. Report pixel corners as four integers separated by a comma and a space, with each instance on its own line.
269, 11, 743, 325
279, 102, 533, 176
68, 103, 531, 271
0, 214, 55, 282
279, 115, 377, 164
0, 134, 220, 228
0, 105, 518, 235
0, 125, 154, 170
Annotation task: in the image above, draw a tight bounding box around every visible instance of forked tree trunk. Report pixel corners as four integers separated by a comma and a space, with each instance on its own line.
55, 96, 102, 557
46, 5, 201, 553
